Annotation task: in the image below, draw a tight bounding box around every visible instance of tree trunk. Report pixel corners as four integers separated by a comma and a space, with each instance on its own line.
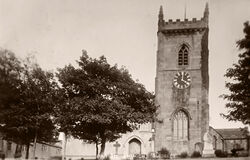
14, 144, 22, 158
99, 137, 106, 157
64, 136, 67, 160
25, 143, 30, 159
15, 144, 18, 156
95, 141, 98, 160
33, 130, 38, 159
62, 134, 67, 160
14, 144, 18, 158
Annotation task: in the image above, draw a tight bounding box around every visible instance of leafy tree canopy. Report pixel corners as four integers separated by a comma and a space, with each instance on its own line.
0, 49, 22, 109
0, 49, 59, 158
221, 21, 250, 125
56, 51, 156, 156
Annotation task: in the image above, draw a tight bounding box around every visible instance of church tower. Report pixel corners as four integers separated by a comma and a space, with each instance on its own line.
155, 3, 209, 155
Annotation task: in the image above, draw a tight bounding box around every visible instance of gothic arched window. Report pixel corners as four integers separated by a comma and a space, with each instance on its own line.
178, 45, 189, 66
173, 111, 188, 140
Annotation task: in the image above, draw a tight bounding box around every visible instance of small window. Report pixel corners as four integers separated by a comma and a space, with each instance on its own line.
57, 149, 61, 154
42, 144, 47, 151
178, 45, 189, 66
7, 141, 12, 151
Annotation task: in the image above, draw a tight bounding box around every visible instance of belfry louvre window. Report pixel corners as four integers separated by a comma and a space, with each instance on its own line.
173, 111, 188, 140
178, 45, 189, 65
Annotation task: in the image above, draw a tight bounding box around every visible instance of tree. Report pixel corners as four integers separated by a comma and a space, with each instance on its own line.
56, 51, 156, 157
221, 21, 250, 125
0, 49, 25, 158
0, 50, 58, 159
0, 49, 23, 113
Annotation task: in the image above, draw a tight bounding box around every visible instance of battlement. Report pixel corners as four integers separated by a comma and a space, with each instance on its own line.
158, 3, 209, 33
160, 17, 208, 32
166, 17, 203, 24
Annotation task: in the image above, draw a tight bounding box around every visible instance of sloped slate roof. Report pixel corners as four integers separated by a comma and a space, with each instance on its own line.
215, 128, 249, 139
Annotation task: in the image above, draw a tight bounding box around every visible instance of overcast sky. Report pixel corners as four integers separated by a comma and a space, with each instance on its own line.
0, 0, 249, 129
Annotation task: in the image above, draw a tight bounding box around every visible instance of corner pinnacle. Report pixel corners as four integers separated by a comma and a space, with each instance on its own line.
204, 2, 209, 18
159, 5, 164, 20
158, 6, 164, 28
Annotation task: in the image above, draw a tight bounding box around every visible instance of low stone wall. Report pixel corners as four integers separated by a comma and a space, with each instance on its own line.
3, 157, 250, 160
4, 159, 51, 160
4, 159, 52, 160
169, 157, 250, 160
135, 157, 250, 160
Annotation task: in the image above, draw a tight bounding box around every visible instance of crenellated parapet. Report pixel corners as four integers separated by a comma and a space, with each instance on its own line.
158, 3, 208, 34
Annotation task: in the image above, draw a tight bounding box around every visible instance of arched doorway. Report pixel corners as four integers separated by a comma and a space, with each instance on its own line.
129, 138, 141, 155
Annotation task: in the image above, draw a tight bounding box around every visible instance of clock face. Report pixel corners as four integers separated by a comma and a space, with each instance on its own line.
173, 71, 191, 89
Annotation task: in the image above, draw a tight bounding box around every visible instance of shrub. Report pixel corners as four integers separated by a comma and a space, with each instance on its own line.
177, 152, 188, 158
103, 155, 111, 160
133, 154, 147, 160
147, 152, 154, 159
231, 148, 244, 157
14, 152, 22, 158
191, 151, 201, 158
49, 156, 62, 160
215, 149, 227, 157
0, 153, 5, 159
158, 147, 170, 159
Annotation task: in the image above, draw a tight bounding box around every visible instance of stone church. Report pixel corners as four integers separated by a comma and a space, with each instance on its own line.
64, 3, 249, 159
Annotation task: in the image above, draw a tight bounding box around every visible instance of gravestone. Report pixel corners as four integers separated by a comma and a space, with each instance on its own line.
113, 141, 121, 155
202, 131, 215, 157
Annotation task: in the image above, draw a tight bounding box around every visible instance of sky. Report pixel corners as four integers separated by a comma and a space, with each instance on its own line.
0, 0, 249, 129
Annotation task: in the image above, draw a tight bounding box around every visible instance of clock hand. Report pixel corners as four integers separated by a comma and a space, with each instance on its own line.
181, 79, 188, 85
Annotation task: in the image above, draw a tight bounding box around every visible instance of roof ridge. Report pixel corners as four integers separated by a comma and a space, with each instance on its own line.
215, 128, 244, 130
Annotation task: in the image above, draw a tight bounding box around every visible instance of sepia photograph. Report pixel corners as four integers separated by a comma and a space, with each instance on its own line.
0, 0, 249, 159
